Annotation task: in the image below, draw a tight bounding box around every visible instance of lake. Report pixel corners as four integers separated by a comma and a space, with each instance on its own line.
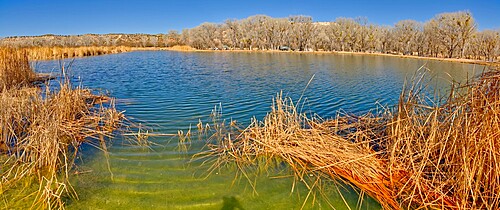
35, 51, 481, 209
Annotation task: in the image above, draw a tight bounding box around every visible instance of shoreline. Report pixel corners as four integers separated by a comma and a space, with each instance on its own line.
130, 46, 499, 67
16, 45, 499, 67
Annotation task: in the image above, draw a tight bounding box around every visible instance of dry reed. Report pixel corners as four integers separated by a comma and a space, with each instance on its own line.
0, 48, 35, 90
166, 45, 197, 52
21, 46, 132, 60
199, 69, 500, 209
386, 70, 500, 209
0, 47, 128, 209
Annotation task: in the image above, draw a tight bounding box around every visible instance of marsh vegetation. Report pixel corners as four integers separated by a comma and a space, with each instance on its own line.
199, 67, 500, 209
0, 47, 132, 208
22, 51, 485, 209
0, 31, 497, 209
24, 46, 132, 60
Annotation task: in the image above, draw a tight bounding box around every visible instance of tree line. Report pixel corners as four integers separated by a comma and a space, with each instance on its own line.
183, 11, 499, 61
1, 11, 498, 61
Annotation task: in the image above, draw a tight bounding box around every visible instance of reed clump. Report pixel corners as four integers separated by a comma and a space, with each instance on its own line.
22, 46, 132, 60
167, 45, 197, 52
0, 48, 35, 90
0, 47, 126, 209
386, 70, 500, 209
200, 69, 500, 209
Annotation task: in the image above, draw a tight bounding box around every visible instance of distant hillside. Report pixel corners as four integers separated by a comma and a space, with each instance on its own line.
2, 11, 499, 61
0, 33, 183, 48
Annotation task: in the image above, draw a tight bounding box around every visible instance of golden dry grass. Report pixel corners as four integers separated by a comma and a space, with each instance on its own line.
22, 46, 132, 60
0, 48, 35, 90
166, 45, 197, 52
386, 70, 500, 209
199, 69, 500, 209
0, 47, 128, 209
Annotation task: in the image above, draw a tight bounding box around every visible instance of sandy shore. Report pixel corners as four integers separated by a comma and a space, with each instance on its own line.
332, 51, 500, 66
131, 46, 499, 67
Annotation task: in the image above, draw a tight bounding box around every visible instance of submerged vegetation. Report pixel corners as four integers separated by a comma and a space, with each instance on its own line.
0, 8, 498, 209
0, 47, 131, 208
199, 68, 500, 209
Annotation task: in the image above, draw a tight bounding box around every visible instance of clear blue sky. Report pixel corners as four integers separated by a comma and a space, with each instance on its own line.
1, 0, 499, 37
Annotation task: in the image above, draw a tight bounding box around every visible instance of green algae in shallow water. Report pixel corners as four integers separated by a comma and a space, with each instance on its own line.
32, 51, 479, 209
65, 138, 381, 210
0, 177, 41, 209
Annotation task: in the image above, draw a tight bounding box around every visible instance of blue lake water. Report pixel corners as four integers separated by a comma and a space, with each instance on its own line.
35, 51, 481, 209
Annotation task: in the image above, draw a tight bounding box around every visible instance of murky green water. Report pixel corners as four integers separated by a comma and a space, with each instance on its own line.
36, 51, 481, 209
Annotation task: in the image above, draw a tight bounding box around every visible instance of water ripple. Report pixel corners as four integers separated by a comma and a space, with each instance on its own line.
35, 51, 479, 209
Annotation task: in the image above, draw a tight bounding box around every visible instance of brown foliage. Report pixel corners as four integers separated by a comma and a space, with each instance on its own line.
0, 48, 34, 90
0, 48, 126, 209
24, 46, 132, 60
201, 69, 500, 209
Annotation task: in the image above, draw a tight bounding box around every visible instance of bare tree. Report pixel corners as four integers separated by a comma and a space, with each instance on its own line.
275, 18, 292, 49
335, 18, 360, 51
423, 19, 441, 57
475, 30, 499, 61
289, 15, 313, 51
190, 23, 218, 49
310, 23, 329, 51
431, 11, 476, 58
356, 17, 369, 52
225, 19, 242, 49
180, 29, 190, 46
379, 26, 392, 53
393, 20, 421, 55
166, 30, 180, 47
